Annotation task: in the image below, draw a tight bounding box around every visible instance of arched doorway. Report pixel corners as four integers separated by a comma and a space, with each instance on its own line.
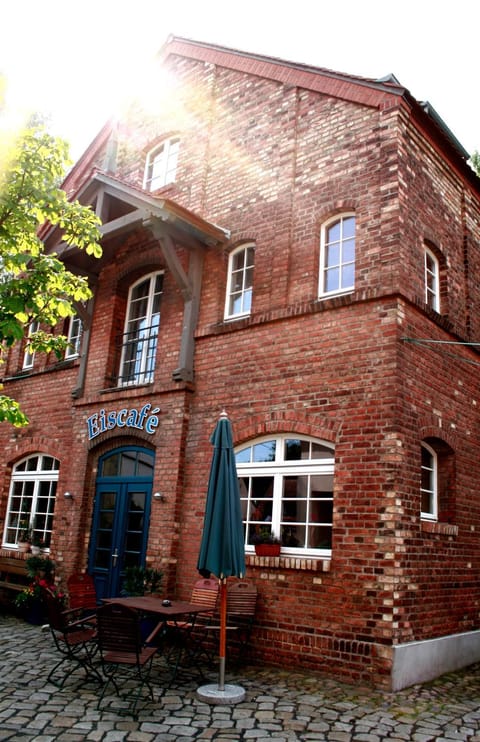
88, 446, 154, 601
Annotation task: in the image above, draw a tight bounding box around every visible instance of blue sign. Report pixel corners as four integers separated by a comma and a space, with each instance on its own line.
87, 403, 160, 440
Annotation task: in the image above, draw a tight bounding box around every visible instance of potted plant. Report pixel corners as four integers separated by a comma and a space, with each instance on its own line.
14, 556, 63, 625
25, 555, 55, 581
122, 565, 163, 596
17, 521, 32, 553
251, 529, 281, 556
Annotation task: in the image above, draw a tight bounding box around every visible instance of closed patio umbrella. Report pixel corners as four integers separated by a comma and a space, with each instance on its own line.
196, 411, 246, 704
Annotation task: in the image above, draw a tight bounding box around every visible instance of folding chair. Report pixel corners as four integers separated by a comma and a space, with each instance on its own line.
203, 580, 258, 665
157, 577, 219, 684
67, 572, 98, 623
96, 602, 159, 717
45, 590, 102, 688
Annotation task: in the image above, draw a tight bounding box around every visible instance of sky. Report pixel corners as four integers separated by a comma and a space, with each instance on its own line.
1, 0, 479, 162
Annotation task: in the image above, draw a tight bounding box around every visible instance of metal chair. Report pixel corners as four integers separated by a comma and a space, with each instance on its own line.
155, 578, 220, 685
45, 590, 101, 688
96, 602, 159, 717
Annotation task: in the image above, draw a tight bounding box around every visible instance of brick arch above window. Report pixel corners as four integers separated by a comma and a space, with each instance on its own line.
233, 412, 339, 451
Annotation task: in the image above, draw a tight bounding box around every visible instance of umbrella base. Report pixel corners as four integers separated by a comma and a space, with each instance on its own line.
196, 683, 246, 705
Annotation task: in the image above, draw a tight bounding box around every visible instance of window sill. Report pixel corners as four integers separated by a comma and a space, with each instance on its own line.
421, 520, 458, 536
245, 553, 331, 571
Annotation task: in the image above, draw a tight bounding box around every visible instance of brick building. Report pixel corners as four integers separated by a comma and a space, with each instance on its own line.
1, 36, 480, 690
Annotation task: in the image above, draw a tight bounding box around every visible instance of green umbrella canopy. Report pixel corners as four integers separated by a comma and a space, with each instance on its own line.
197, 412, 246, 580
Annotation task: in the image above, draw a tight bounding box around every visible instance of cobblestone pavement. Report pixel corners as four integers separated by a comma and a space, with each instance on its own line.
2, 614, 480, 741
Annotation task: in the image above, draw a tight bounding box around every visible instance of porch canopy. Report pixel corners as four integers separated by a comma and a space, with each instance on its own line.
42, 171, 230, 388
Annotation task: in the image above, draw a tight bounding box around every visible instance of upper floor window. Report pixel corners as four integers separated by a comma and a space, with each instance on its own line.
23, 321, 39, 370
236, 435, 334, 556
319, 214, 355, 297
420, 438, 455, 522
424, 246, 440, 312
143, 138, 180, 191
3, 454, 59, 550
224, 244, 255, 320
118, 272, 163, 386
420, 443, 437, 520
65, 315, 83, 359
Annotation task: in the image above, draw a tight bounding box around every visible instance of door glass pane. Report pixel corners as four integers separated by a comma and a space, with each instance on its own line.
101, 455, 119, 477
137, 451, 154, 476
93, 491, 116, 570
122, 491, 146, 571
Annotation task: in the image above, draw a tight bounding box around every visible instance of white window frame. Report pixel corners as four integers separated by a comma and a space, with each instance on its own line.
319, 213, 355, 298
236, 435, 334, 557
65, 315, 83, 359
143, 137, 180, 191
119, 272, 163, 386
224, 244, 255, 320
3, 454, 59, 550
22, 320, 39, 370
424, 247, 440, 312
420, 442, 437, 520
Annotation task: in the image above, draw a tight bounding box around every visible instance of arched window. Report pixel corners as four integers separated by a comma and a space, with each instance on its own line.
3, 454, 59, 549
424, 245, 440, 312
236, 435, 334, 556
224, 243, 255, 320
420, 442, 437, 520
143, 138, 180, 191
420, 438, 455, 522
319, 214, 355, 297
118, 272, 163, 386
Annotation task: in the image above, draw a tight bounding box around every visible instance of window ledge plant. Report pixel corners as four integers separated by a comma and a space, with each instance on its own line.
251, 529, 281, 555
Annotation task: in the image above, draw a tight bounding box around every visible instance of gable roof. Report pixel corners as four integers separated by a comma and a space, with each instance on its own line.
61, 35, 475, 213
159, 35, 470, 162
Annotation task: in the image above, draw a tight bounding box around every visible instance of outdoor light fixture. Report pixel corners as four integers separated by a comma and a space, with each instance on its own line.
63, 491, 73, 499
153, 492, 165, 501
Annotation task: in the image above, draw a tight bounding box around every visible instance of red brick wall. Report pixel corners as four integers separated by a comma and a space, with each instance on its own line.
0, 49, 479, 688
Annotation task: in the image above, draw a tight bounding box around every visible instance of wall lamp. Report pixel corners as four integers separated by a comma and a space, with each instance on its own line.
153, 492, 166, 501
63, 491, 74, 499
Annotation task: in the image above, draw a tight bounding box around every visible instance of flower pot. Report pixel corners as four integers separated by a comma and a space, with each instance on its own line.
23, 601, 47, 625
30, 545, 41, 555
254, 543, 281, 556
17, 541, 30, 553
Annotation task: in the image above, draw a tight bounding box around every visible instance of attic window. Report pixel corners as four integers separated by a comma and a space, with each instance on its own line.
143, 138, 180, 191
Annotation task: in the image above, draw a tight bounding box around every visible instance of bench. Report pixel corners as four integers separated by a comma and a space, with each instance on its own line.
0, 555, 29, 604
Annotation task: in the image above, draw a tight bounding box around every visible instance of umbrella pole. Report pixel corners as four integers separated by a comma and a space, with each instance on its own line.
219, 578, 227, 690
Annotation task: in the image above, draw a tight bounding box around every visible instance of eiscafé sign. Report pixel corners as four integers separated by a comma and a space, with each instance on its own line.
86, 403, 160, 440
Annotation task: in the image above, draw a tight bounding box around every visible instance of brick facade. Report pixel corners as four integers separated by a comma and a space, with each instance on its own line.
1, 37, 480, 690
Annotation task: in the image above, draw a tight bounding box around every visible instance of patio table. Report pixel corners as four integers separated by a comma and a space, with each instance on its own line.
104, 596, 213, 684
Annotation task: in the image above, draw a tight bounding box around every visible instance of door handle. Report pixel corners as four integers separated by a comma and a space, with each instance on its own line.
112, 548, 118, 567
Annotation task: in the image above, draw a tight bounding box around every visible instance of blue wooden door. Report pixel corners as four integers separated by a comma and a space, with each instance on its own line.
88, 447, 154, 601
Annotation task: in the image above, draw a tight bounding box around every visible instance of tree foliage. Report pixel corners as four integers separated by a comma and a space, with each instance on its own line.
470, 151, 480, 177
0, 125, 102, 426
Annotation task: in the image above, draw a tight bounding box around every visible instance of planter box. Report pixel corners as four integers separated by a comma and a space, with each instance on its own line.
254, 543, 281, 557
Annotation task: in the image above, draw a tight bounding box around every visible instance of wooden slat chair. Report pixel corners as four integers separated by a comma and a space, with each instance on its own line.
96, 602, 159, 717
157, 577, 219, 683
45, 590, 102, 688
203, 580, 258, 665
67, 572, 98, 623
